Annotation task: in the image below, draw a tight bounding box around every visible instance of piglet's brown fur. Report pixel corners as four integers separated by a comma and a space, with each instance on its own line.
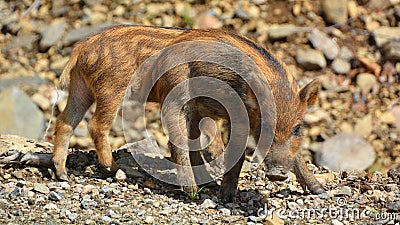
53, 25, 324, 202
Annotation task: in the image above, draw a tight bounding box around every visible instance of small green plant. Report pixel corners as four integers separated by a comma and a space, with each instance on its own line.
182, 14, 194, 28
176, 185, 206, 200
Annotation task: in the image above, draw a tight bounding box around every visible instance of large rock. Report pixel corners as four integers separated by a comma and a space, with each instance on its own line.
308, 29, 340, 60
296, 48, 327, 70
62, 22, 111, 46
0, 87, 44, 140
39, 19, 68, 50
373, 27, 400, 47
316, 132, 376, 171
321, 0, 348, 24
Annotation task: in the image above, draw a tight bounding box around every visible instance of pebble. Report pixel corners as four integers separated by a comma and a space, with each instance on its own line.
308, 28, 340, 60
356, 73, 378, 95
381, 111, 396, 124
296, 48, 327, 70
66, 210, 79, 220
373, 27, 400, 47
388, 200, 400, 211
339, 46, 354, 61
219, 208, 231, 216
201, 198, 217, 209
101, 216, 112, 222
321, 0, 348, 24
144, 216, 155, 223
267, 24, 299, 41
341, 186, 352, 196
81, 197, 98, 210
235, 8, 250, 20
74, 121, 89, 137
331, 58, 351, 74
48, 191, 62, 201
354, 114, 373, 137
383, 41, 400, 61
33, 183, 50, 194
194, 12, 222, 29
265, 215, 284, 225
43, 203, 59, 211
114, 169, 127, 182
143, 188, 152, 195
39, 19, 68, 50
332, 219, 344, 225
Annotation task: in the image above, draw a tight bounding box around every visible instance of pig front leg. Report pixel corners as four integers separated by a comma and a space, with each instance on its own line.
219, 122, 247, 203
220, 153, 245, 203
293, 152, 325, 194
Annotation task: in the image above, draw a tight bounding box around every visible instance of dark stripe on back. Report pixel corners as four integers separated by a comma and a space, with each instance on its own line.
230, 32, 286, 79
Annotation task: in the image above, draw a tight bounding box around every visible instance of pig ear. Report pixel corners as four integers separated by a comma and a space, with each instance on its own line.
299, 78, 320, 106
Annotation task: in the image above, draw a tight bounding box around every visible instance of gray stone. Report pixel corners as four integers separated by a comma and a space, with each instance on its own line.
144, 216, 155, 223
316, 133, 376, 171
48, 191, 62, 201
219, 208, 231, 216
143, 188, 152, 195
62, 22, 111, 46
331, 58, 351, 74
373, 26, 400, 47
1, 33, 39, 52
39, 20, 68, 50
81, 197, 98, 210
33, 183, 50, 194
341, 186, 352, 196
383, 41, 400, 61
356, 73, 378, 95
74, 121, 88, 137
114, 169, 127, 182
0, 87, 44, 139
321, 0, 348, 24
332, 219, 344, 225
0, 77, 49, 93
51, 0, 68, 17
235, 8, 250, 20
388, 200, 400, 211
101, 216, 112, 222
296, 48, 327, 70
267, 24, 300, 41
339, 46, 354, 61
201, 198, 217, 209
308, 29, 340, 60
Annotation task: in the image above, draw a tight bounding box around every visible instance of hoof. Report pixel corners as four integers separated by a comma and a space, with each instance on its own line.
219, 184, 237, 203
56, 171, 69, 181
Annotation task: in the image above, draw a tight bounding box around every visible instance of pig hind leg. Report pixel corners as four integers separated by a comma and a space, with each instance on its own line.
53, 72, 94, 181
88, 92, 123, 174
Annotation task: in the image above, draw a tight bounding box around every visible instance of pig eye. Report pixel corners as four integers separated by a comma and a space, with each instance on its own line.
292, 124, 302, 137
